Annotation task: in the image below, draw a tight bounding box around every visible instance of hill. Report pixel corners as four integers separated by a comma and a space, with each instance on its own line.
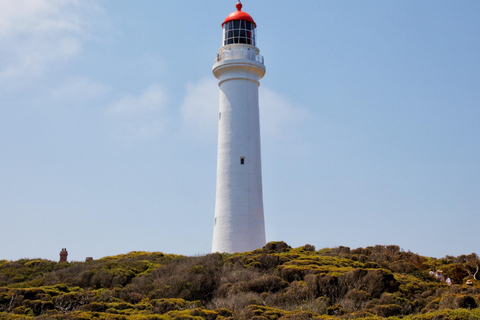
0, 242, 479, 319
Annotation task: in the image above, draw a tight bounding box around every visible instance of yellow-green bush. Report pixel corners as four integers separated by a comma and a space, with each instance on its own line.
0, 245, 479, 320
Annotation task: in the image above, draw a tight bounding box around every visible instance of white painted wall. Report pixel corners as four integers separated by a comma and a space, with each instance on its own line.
212, 44, 266, 253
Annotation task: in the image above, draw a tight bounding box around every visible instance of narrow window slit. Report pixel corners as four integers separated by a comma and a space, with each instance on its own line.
240, 157, 245, 165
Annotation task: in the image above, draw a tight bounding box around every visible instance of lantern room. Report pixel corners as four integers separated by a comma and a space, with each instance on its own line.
222, 2, 257, 46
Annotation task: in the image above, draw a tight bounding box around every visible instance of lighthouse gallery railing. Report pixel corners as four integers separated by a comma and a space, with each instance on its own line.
214, 48, 264, 64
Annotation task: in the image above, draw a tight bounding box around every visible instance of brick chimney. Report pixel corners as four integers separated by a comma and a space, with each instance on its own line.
59, 248, 68, 262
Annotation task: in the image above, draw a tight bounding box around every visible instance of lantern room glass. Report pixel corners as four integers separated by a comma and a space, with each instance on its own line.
223, 20, 256, 46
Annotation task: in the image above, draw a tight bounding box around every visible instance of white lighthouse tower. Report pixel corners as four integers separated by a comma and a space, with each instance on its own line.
212, 1, 266, 253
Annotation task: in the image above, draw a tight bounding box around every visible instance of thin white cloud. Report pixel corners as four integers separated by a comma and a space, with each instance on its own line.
179, 78, 308, 142
180, 78, 219, 142
49, 77, 109, 102
0, 0, 102, 84
105, 84, 169, 142
259, 87, 309, 139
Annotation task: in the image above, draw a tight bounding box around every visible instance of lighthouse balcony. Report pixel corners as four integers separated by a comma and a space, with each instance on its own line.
214, 47, 264, 64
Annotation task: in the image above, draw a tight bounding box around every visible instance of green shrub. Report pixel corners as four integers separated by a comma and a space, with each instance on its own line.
248, 276, 287, 293
455, 295, 477, 309
326, 304, 345, 316
1, 246, 480, 320
246, 305, 287, 319
23, 299, 54, 316
149, 298, 197, 314
341, 289, 370, 312
12, 305, 34, 316
263, 242, 292, 253
278, 310, 319, 319
372, 303, 402, 317
303, 245, 316, 252
0, 311, 33, 319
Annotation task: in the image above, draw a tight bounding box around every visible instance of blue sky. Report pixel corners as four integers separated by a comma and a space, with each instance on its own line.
1, 0, 479, 262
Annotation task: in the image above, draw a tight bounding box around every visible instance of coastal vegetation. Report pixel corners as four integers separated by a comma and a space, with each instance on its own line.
1, 243, 479, 319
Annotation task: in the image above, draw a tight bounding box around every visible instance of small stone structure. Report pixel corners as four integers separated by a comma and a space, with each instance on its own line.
59, 248, 68, 262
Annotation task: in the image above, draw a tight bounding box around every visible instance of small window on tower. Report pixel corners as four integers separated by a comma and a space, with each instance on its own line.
240, 157, 245, 165
219, 112, 221, 120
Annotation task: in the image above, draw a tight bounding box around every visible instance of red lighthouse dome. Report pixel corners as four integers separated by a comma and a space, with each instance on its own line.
221, 1, 257, 46
222, 2, 256, 28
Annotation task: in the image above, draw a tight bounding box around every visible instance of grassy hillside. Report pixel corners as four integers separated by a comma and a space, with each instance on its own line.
0, 242, 479, 319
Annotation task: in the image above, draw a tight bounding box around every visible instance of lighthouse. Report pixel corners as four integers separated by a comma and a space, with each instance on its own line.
212, 1, 266, 253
